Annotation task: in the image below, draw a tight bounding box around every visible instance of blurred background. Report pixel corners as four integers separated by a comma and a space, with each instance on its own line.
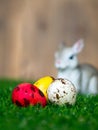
0, 0, 98, 80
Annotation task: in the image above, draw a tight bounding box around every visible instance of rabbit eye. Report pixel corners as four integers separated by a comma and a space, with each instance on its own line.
69, 55, 74, 60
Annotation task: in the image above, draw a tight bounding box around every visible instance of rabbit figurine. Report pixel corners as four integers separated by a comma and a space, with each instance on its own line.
55, 39, 98, 95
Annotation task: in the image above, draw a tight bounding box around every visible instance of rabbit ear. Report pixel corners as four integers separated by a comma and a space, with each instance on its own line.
58, 41, 65, 50
72, 39, 84, 54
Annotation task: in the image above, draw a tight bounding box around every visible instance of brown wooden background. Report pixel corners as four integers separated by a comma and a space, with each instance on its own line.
0, 0, 98, 80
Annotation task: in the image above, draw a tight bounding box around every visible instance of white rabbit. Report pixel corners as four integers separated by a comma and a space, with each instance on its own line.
55, 39, 98, 95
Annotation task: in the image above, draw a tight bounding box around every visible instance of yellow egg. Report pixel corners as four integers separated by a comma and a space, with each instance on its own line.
34, 76, 55, 100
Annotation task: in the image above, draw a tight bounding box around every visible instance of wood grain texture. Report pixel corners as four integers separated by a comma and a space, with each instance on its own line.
0, 0, 98, 79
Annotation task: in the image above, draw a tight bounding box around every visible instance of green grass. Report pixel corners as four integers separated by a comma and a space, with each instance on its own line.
0, 79, 98, 130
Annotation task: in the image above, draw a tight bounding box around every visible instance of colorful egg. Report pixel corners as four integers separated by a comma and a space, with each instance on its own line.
34, 76, 54, 100
12, 83, 47, 107
47, 78, 77, 105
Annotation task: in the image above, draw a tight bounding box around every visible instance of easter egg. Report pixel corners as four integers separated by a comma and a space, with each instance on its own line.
12, 83, 47, 107
34, 76, 54, 100
47, 78, 77, 105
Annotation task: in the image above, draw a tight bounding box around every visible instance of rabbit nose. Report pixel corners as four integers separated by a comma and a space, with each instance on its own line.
57, 60, 60, 64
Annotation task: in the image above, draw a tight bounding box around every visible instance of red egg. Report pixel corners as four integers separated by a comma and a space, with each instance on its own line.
12, 83, 47, 107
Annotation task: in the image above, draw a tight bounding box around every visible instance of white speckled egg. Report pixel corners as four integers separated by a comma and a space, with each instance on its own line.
47, 78, 77, 105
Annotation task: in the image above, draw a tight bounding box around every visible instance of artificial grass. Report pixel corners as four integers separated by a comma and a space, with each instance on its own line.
0, 79, 98, 130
